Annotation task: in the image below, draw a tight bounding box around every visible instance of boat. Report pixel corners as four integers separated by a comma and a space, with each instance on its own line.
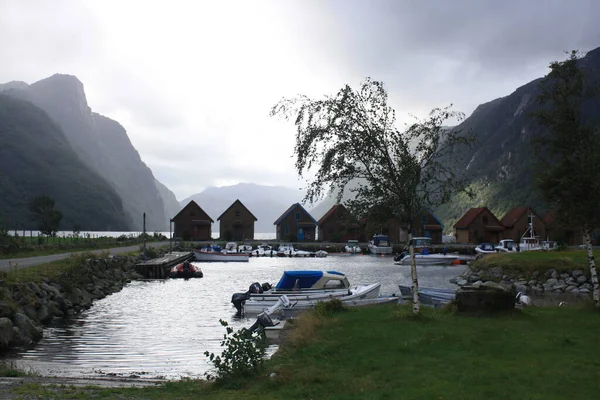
368, 234, 393, 254
238, 244, 254, 254
495, 239, 517, 252
313, 250, 328, 258
243, 282, 382, 314
193, 245, 249, 262
250, 244, 277, 257
169, 261, 203, 278
231, 270, 380, 314
399, 285, 456, 307
282, 296, 399, 318
344, 239, 363, 254
393, 250, 459, 266
474, 242, 497, 254
277, 243, 297, 257
519, 213, 543, 251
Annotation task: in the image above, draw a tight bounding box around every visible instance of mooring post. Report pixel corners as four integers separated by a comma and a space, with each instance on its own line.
169, 219, 172, 254
143, 212, 147, 262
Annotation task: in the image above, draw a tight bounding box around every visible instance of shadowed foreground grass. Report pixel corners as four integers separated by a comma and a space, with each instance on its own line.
10, 305, 600, 399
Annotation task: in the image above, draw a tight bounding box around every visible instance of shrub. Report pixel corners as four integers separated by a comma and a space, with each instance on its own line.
204, 319, 266, 381
313, 298, 348, 317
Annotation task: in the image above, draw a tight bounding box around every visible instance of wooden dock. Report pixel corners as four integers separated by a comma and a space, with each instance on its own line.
135, 252, 194, 279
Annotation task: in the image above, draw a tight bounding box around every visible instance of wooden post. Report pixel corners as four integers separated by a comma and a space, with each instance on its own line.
143, 212, 147, 262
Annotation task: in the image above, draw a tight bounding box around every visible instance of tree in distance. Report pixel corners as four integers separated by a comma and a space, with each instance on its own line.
530, 50, 600, 307
271, 78, 475, 314
28, 195, 63, 237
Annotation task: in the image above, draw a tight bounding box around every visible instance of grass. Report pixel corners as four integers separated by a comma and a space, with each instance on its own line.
0, 251, 111, 284
10, 304, 600, 399
472, 249, 599, 276
0, 361, 37, 377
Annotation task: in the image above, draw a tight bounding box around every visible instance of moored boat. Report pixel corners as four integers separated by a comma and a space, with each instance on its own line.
194, 245, 249, 262
282, 296, 399, 318
399, 285, 456, 307
169, 260, 203, 278
393, 250, 459, 266
345, 239, 363, 254
368, 234, 393, 254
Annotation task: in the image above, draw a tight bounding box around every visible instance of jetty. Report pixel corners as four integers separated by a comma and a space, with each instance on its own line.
135, 252, 194, 279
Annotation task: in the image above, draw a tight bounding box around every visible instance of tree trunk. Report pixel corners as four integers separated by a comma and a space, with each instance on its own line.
583, 230, 599, 307
408, 232, 420, 314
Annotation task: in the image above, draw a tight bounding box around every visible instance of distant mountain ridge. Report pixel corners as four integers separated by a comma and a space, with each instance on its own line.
180, 183, 306, 233
1, 74, 179, 230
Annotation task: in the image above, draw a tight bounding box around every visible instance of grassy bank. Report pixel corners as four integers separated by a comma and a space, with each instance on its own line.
472, 249, 600, 275
10, 304, 600, 399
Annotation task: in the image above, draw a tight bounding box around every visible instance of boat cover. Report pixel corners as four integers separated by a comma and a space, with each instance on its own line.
275, 270, 345, 290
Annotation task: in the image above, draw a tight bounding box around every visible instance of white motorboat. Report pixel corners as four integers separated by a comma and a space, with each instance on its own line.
251, 244, 277, 257
314, 250, 328, 258
368, 234, 393, 254
194, 245, 249, 262
519, 214, 543, 251
399, 285, 456, 307
244, 283, 382, 314
344, 240, 363, 254
277, 243, 297, 257
231, 270, 380, 314
475, 242, 497, 254
393, 251, 459, 266
495, 239, 517, 252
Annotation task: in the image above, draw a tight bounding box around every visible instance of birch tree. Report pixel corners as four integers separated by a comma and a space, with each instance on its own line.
531, 50, 600, 307
271, 78, 474, 314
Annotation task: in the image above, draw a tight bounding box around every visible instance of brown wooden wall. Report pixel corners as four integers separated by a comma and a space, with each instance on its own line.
172, 201, 212, 240
219, 203, 255, 241
318, 206, 360, 242
455, 209, 504, 244
275, 205, 316, 241
504, 213, 546, 242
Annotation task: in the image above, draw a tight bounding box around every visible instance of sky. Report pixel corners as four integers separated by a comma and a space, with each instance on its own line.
1, 0, 599, 201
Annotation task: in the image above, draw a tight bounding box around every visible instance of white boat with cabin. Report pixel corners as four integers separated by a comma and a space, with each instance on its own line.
345, 239, 362, 253
368, 234, 393, 254
519, 213, 543, 251
194, 245, 249, 262
394, 237, 459, 266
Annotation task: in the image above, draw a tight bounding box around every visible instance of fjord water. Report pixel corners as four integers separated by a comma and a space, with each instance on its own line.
9, 255, 465, 380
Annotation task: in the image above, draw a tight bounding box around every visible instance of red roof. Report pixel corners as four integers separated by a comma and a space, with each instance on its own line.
454, 207, 501, 229
501, 206, 529, 228
317, 204, 346, 226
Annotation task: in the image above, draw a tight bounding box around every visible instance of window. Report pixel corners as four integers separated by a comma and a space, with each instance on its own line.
235, 210, 240, 217
482, 215, 488, 224
284, 225, 290, 234
323, 280, 344, 289
421, 215, 427, 224
295, 212, 301, 221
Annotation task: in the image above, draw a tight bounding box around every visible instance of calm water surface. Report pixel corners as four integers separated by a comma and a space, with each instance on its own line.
8, 255, 465, 379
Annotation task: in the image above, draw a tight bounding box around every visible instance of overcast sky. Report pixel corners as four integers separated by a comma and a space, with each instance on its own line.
1, 0, 599, 200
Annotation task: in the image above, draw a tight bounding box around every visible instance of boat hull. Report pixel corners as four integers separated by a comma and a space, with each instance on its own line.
394, 254, 459, 266
399, 285, 456, 307
282, 296, 398, 318
193, 250, 249, 262
368, 245, 393, 254
244, 283, 382, 314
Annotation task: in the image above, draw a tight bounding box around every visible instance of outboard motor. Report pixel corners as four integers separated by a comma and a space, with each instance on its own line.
249, 282, 263, 294
231, 292, 251, 314
261, 282, 272, 292
249, 295, 291, 333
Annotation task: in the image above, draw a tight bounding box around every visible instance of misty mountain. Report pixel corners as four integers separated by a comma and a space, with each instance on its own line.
180, 183, 305, 233
156, 178, 181, 221
0, 93, 129, 230
434, 46, 600, 230
1, 74, 178, 231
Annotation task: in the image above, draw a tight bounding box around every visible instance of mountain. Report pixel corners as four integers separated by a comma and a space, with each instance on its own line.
0, 74, 178, 231
0, 94, 129, 230
180, 183, 305, 233
434, 46, 600, 231
156, 178, 182, 221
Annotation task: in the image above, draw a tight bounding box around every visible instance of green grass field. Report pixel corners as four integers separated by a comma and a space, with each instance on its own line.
472, 249, 599, 275
10, 304, 600, 399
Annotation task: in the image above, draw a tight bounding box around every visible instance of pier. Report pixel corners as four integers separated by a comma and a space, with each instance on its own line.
135, 252, 194, 279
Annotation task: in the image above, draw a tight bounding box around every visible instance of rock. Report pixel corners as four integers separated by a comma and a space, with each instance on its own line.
528, 280, 537, 286
515, 284, 528, 293
545, 269, 556, 278
570, 288, 580, 295
13, 313, 42, 343
457, 279, 468, 286
484, 267, 504, 281
456, 285, 516, 313
551, 271, 559, 279
0, 301, 12, 319
449, 278, 458, 284
11, 326, 30, 346
577, 275, 587, 284
580, 283, 592, 290
468, 275, 481, 283
560, 273, 569, 280
532, 271, 539, 277
40, 282, 61, 299
37, 304, 53, 324
565, 277, 575, 285
553, 283, 567, 291
572, 270, 583, 278
546, 278, 558, 286
565, 285, 578, 293
0, 317, 13, 349
580, 288, 590, 293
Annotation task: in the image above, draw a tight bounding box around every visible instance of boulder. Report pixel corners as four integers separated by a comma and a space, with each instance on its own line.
456, 284, 516, 313
12, 313, 42, 343
0, 301, 12, 319
0, 317, 13, 349
577, 275, 587, 284
572, 270, 583, 278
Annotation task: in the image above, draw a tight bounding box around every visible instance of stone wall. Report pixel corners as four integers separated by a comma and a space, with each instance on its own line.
0, 254, 146, 352
451, 266, 593, 296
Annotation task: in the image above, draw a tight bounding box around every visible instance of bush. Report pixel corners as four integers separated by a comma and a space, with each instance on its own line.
314, 298, 348, 317
204, 319, 266, 381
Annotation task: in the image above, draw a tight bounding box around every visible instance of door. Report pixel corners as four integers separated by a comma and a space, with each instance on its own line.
297, 228, 305, 241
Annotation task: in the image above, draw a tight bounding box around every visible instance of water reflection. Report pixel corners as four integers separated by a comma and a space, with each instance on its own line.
6, 255, 465, 379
